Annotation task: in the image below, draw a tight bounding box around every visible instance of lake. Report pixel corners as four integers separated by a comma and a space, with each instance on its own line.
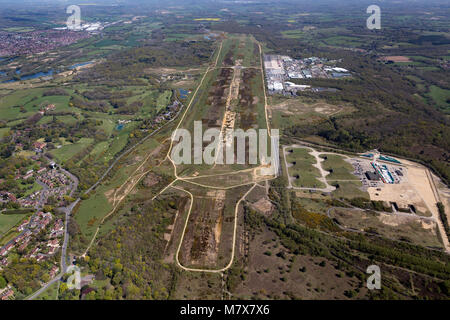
2, 69, 54, 83
2, 60, 93, 83
179, 89, 189, 99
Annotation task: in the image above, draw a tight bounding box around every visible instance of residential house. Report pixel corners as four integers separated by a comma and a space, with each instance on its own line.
0, 289, 14, 300
49, 265, 59, 278
33, 141, 47, 153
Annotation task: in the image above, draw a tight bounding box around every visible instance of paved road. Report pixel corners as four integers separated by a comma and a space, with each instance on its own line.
59, 167, 79, 197
173, 183, 257, 273
0, 176, 51, 257
26, 199, 79, 300
60, 200, 79, 273
35, 180, 49, 208
26, 164, 79, 300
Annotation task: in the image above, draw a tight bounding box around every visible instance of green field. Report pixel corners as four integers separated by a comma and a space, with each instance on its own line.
96, 122, 138, 163
37, 114, 79, 126
75, 187, 113, 239
156, 90, 172, 111
35, 282, 59, 300
74, 137, 160, 239
2, 88, 72, 118
0, 127, 10, 138
320, 154, 357, 180
281, 29, 311, 39
24, 95, 71, 113
0, 212, 30, 237
241, 35, 260, 67
0, 88, 46, 120
3, 27, 34, 32
251, 69, 268, 131
286, 148, 325, 188
50, 138, 95, 163
427, 85, 450, 112
330, 180, 368, 199
322, 35, 365, 48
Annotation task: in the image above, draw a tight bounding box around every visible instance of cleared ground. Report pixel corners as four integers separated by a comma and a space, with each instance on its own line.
231, 223, 368, 299
330, 208, 443, 249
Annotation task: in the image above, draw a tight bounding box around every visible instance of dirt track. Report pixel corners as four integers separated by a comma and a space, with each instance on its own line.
283, 145, 336, 192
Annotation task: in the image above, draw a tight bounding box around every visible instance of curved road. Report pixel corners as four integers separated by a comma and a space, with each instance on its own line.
27, 161, 79, 300
173, 183, 257, 273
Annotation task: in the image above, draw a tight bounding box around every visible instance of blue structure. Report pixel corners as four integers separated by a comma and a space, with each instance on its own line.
379, 155, 401, 164
179, 89, 189, 99
361, 153, 374, 158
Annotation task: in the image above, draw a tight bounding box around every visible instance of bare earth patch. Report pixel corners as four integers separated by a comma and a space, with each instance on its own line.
251, 197, 274, 216
142, 172, 160, 188
380, 56, 411, 62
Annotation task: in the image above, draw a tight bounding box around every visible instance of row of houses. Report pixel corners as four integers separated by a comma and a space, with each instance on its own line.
0, 242, 14, 257
33, 141, 47, 153
0, 288, 14, 300
39, 167, 72, 189
0, 191, 16, 203
17, 217, 31, 232
17, 166, 73, 208
49, 219, 64, 238
1, 211, 54, 257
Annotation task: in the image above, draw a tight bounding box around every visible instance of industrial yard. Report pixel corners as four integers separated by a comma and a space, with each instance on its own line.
283, 145, 450, 252
351, 152, 437, 217
263, 54, 351, 95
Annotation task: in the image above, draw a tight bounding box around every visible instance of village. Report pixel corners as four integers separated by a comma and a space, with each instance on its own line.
0, 29, 90, 58
0, 126, 78, 300
0, 204, 65, 300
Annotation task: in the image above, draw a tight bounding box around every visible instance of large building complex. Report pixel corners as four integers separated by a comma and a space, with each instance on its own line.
263, 54, 351, 95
